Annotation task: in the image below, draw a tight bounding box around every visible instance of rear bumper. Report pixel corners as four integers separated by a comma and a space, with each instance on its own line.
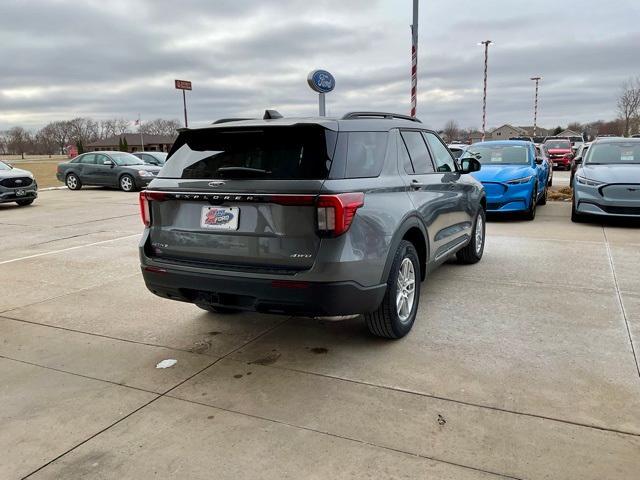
550, 157, 571, 168
141, 263, 387, 316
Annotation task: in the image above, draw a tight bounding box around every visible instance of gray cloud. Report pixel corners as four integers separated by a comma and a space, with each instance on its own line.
1, 0, 639, 131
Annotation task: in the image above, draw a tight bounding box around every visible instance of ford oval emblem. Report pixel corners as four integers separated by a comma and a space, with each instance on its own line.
208, 181, 225, 187
307, 70, 335, 94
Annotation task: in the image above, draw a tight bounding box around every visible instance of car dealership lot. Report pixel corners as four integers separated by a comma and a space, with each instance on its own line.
1, 189, 640, 479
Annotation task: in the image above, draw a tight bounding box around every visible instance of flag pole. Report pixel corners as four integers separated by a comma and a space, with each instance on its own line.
138, 114, 144, 152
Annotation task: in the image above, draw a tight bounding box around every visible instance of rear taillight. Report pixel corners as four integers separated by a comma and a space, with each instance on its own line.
316, 193, 364, 236
139, 191, 166, 227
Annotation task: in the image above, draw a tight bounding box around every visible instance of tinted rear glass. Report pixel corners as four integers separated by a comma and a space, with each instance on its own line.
467, 145, 530, 165
545, 140, 571, 149
345, 132, 388, 178
160, 126, 336, 180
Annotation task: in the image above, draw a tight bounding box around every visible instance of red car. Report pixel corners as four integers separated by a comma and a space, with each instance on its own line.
544, 139, 573, 170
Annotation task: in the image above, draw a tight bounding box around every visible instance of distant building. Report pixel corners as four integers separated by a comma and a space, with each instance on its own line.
517, 126, 552, 137
86, 134, 175, 152
555, 129, 582, 138
489, 124, 527, 140
467, 131, 485, 144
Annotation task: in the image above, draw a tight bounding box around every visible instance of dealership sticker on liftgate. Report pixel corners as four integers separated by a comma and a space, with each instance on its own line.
200, 206, 239, 230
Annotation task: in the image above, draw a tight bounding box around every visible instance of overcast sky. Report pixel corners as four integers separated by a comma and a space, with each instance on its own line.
1, 0, 639, 131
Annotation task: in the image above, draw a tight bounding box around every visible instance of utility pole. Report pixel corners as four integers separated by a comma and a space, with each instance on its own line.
530, 76, 541, 137
479, 40, 493, 141
410, 0, 418, 117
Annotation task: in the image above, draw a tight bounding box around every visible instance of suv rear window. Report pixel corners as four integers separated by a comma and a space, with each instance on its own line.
160, 125, 337, 180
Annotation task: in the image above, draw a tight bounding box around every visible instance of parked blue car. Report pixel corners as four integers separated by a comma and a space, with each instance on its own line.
461, 141, 549, 220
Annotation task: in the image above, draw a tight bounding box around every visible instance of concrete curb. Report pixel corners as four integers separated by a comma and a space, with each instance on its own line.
40, 186, 68, 191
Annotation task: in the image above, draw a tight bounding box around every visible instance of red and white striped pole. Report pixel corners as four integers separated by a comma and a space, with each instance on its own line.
479, 40, 492, 141
410, 0, 418, 118
530, 76, 541, 137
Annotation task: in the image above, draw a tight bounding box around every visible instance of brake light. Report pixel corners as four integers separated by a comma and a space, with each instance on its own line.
316, 193, 364, 236
139, 191, 167, 226
271, 195, 315, 206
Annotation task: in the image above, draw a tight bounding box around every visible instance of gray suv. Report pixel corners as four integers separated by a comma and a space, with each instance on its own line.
139, 111, 486, 338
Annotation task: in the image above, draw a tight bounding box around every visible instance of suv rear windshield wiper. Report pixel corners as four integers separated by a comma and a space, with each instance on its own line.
216, 166, 271, 178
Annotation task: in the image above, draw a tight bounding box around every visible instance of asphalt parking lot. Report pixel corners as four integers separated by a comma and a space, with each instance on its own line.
1, 188, 640, 479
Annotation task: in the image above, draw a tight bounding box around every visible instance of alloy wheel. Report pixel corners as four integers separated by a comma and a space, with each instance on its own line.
396, 258, 416, 322
120, 176, 133, 191
475, 214, 484, 255
66, 175, 77, 189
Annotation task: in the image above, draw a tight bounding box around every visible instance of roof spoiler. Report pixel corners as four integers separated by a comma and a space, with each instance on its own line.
342, 111, 421, 123
263, 109, 283, 119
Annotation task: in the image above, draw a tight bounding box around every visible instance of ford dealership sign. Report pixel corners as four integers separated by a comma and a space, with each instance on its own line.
307, 70, 335, 94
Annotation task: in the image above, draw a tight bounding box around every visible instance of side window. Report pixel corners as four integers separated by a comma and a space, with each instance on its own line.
95, 154, 109, 165
81, 154, 96, 165
345, 132, 388, 178
424, 132, 456, 173
398, 134, 414, 174
400, 131, 434, 174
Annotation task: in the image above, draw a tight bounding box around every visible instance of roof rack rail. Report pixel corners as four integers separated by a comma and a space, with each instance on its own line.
212, 118, 253, 124
341, 111, 421, 123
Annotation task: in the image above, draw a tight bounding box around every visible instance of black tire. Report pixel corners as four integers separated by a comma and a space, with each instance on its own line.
538, 185, 547, 205
571, 195, 585, 223
65, 173, 82, 190
364, 240, 420, 339
548, 174, 553, 187
16, 199, 35, 206
524, 185, 537, 221
456, 208, 486, 264
196, 304, 239, 314
119, 174, 136, 192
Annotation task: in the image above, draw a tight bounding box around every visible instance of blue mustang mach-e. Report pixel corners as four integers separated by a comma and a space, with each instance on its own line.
462, 140, 550, 220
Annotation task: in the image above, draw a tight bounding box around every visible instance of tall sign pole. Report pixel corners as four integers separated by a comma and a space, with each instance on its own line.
174, 79, 192, 127
479, 40, 493, 141
307, 70, 335, 116
530, 76, 541, 137
410, 0, 418, 117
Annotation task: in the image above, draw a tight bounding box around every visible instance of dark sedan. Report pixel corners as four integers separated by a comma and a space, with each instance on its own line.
57, 151, 161, 192
133, 151, 168, 166
0, 161, 38, 206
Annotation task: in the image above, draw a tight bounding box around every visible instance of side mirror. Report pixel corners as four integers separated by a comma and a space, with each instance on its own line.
573, 156, 583, 165
459, 157, 481, 174
535, 157, 544, 165
103, 159, 115, 166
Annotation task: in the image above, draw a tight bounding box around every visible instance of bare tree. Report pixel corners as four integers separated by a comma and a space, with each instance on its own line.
566, 122, 583, 133
68, 117, 99, 145
139, 118, 181, 137
6, 127, 32, 157
617, 77, 640, 137
114, 118, 131, 135
442, 120, 460, 142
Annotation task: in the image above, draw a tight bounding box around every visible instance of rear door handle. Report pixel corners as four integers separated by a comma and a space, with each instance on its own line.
410, 179, 421, 190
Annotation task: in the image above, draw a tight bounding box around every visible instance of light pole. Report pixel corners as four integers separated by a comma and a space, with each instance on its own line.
478, 40, 493, 141
530, 76, 541, 137
410, 0, 418, 117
